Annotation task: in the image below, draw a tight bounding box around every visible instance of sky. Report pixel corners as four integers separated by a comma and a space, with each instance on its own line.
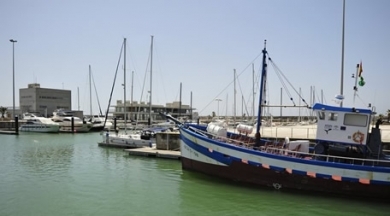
1, 0, 390, 118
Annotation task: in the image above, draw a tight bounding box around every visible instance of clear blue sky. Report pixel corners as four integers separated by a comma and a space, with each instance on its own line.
1, 0, 390, 117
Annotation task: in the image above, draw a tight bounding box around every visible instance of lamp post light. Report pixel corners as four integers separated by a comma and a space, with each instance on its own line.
214, 98, 222, 118
10, 39, 17, 118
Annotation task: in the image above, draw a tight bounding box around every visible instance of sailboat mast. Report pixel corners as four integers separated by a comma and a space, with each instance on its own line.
340, 0, 346, 107
89, 65, 92, 116
131, 71, 134, 121
299, 87, 301, 122
78, 87, 80, 111
234, 69, 236, 123
255, 40, 267, 146
252, 63, 255, 121
179, 82, 182, 119
148, 35, 153, 126
190, 91, 193, 120
124, 38, 127, 132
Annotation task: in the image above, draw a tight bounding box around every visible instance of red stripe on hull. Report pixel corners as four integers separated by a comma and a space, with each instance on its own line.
182, 157, 390, 199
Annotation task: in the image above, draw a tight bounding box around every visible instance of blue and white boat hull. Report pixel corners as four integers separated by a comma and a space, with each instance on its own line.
180, 126, 390, 198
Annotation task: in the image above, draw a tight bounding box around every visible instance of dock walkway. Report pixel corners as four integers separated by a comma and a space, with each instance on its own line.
0, 130, 18, 135
124, 147, 181, 159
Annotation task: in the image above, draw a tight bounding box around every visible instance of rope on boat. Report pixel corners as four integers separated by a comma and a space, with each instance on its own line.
268, 57, 310, 107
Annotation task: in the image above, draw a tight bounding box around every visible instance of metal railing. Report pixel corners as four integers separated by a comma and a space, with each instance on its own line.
258, 126, 390, 144
261, 145, 390, 167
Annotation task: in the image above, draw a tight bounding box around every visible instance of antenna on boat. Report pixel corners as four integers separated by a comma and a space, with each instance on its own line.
339, 0, 346, 107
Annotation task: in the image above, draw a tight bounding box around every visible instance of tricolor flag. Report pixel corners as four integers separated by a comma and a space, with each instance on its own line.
358, 61, 363, 77
358, 61, 365, 87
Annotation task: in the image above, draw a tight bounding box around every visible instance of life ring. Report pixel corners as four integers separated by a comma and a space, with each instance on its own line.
352, 131, 364, 144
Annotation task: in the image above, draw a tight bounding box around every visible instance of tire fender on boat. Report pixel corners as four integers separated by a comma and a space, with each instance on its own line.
272, 183, 282, 190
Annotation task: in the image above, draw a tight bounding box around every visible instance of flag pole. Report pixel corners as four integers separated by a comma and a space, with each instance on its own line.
353, 63, 359, 104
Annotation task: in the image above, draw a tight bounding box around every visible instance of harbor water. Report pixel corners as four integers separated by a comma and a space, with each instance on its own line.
1, 133, 389, 216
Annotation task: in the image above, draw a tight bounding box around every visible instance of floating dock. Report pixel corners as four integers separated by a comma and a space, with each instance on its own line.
0, 130, 18, 135
98, 142, 133, 148
124, 147, 181, 160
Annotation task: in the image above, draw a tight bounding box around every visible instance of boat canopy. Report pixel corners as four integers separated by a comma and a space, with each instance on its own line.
312, 103, 372, 114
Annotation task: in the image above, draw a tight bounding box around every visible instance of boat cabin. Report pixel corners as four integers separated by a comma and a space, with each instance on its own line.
312, 103, 372, 145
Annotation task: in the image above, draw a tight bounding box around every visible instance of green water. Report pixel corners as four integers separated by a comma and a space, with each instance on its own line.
0, 133, 389, 216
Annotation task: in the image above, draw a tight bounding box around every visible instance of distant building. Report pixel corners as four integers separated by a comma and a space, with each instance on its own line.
19, 83, 71, 117
112, 100, 197, 123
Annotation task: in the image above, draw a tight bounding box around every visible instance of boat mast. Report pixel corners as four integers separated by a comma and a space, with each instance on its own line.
298, 87, 301, 122
131, 71, 134, 122
252, 63, 255, 121
89, 65, 92, 116
124, 38, 127, 133
190, 91, 193, 120
179, 82, 182, 119
340, 0, 346, 107
234, 69, 236, 123
148, 35, 153, 126
77, 87, 80, 111
255, 40, 267, 146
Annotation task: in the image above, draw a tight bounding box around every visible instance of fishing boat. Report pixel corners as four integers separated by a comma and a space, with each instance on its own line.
162, 40, 390, 198
19, 113, 60, 133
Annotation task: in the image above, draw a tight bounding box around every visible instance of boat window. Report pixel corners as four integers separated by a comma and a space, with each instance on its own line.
318, 111, 325, 120
328, 113, 338, 121
344, 114, 367, 127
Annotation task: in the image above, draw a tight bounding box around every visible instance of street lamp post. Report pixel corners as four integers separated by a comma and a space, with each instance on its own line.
10, 39, 17, 118
215, 98, 222, 117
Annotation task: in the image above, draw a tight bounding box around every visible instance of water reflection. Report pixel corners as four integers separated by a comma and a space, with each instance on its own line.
2, 133, 388, 216
177, 168, 390, 216
16, 134, 74, 178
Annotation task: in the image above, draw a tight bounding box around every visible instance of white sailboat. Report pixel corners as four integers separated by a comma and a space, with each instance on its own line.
100, 37, 157, 148
87, 65, 113, 132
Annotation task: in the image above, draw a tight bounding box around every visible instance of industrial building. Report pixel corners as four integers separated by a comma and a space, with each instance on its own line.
19, 83, 71, 117
112, 100, 197, 123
